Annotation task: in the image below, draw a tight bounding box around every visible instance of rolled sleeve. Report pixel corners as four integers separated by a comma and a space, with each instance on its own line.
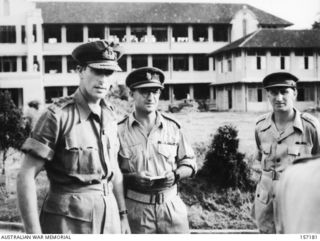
21, 109, 60, 161
177, 130, 197, 175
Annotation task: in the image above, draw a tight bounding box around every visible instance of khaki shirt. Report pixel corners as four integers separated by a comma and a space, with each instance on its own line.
22, 89, 118, 185
255, 108, 320, 172
117, 112, 196, 189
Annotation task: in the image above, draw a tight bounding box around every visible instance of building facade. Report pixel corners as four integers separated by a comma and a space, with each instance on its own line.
209, 29, 320, 112
0, 0, 291, 109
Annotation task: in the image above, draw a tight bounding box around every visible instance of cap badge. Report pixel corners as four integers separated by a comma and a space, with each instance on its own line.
146, 72, 152, 80
102, 48, 116, 60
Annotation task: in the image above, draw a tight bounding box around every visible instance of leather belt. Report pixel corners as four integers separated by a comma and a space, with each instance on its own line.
262, 170, 282, 180
126, 185, 178, 204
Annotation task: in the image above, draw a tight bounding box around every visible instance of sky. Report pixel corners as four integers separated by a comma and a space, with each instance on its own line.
34, 0, 320, 29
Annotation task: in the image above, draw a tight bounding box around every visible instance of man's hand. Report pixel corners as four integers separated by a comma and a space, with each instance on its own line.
120, 215, 131, 234
162, 171, 175, 188
134, 171, 154, 188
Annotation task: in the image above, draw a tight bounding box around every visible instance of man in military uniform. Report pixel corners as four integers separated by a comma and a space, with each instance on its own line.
276, 156, 320, 233
251, 72, 320, 233
117, 67, 197, 233
16, 40, 131, 234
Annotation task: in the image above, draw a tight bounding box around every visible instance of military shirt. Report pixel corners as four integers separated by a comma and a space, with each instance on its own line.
117, 112, 196, 190
255, 108, 320, 172
21, 88, 119, 186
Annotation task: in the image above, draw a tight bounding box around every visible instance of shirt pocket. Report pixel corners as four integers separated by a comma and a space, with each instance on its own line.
124, 143, 143, 172
157, 143, 178, 164
288, 144, 312, 159
42, 192, 93, 222
63, 137, 102, 175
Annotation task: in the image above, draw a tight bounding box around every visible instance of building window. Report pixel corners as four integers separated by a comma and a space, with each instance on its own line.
45, 87, 63, 104
130, 25, 147, 42
193, 25, 208, 42
297, 87, 314, 101
227, 59, 232, 72
280, 56, 285, 70
21, 25, 26, 43
153, 55, 168, 71
22, 56, 27, 72
152, 25, 167, 42
173, 55, 188, 71
67, 56, 78, 73
304, 56, 309, 69
0, 57, 17, 72
172, 25, 188, 42
220, 60, 223, 73
109, 25, 126, 42
0, 26, 16, 43
67, 86, 78, 95
194, 54, 209, 71
118, 55, 127, 72
88, 24, 104, 41
257, 56, 261, 70
248, 86, 265, 102
66, 25, 83, 42
242, 19, 247, 36
257, 88, 263, 102
194, 84, 210, 99
213, 58, 215, 71
213, 25, 228, 42
132, 55, 148, 69
32, 24, 37, 43
44, 56, 62, 73
44, 24, 61, 43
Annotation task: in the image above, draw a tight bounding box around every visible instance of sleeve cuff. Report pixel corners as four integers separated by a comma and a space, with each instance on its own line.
21, 137, 54, 161
178, 159, 197, 177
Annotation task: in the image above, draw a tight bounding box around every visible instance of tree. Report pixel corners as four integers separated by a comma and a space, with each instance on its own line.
201, 124, 255, 191
312, 21, 320, 30
0, 91, 30, 175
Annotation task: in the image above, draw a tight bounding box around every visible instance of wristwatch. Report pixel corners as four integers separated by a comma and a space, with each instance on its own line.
173, 170, 181, 184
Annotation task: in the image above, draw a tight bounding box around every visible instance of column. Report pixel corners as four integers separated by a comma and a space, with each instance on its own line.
266, 50, 272, 74
189, 55, 193, 71
169, 85, 174, 103
26, 20, 33, 72
16, 25, 22, 44
62, 56, 67, 73
17, 57, 22, 72
104, 26, 110, 39
62, 87, 68, 97
148, 55, 152, 67
208, 26, 213, 43
209, 57, 214, 71
61, 25, 66, 43
189, 84, 194, 99
188, 25, 193, 42
83, 25, 88, 42
126, 25, 131, 43
209, 86, 214, 101
127, 55, 132, 72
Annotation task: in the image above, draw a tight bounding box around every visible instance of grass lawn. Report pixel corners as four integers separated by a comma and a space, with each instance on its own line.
0, 111, 263, 229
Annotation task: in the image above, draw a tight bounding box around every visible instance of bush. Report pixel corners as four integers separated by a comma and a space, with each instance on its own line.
201, 124, 255, 191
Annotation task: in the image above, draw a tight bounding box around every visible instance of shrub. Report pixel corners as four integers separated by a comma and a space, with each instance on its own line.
0, 91, 30, 175
201, 124, 255, 191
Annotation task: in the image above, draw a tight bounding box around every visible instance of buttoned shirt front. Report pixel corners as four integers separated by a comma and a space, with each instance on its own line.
117, 112, 196, 190
255, 108, 320, 172
22, 88, 119, 186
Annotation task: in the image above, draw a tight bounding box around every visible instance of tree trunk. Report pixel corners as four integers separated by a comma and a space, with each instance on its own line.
2, 149, 7, 175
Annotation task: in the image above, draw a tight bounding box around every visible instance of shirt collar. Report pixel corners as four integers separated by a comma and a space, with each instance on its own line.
261, 108, 303, 133
74, 88, 109, 122
128, 111, 163, 128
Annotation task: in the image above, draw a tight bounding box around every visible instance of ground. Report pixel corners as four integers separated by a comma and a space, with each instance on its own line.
0, 111, 263, 229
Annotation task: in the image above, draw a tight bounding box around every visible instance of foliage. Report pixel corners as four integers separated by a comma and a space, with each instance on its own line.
312, 21, 320, 30
200, 124, 255, 191
0, 91, 30, 174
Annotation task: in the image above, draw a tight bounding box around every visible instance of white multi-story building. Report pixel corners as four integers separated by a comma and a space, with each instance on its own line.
209, 29, 320, 112
0, 0, 291, 108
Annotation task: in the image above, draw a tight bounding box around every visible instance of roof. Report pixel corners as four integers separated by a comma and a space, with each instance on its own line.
209, 29, 320, 55
36, 2, 292, 25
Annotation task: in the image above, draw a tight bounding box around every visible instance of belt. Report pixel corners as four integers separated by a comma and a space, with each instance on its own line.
262, 170, 282, 180
50, 179, 113, 196
126, 185, 178, 204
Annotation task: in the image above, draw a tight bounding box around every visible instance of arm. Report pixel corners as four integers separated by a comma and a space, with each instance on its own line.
16, 154, 45, 234
112, 154, 131, 234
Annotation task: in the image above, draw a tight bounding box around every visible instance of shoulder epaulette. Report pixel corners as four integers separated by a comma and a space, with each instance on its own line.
293, 155, 320, 165
161, 113, 181, 128
255, 113, 268, 125
301, 112, 318, 129
118, 115, 129, 125
48, 96, 74, 114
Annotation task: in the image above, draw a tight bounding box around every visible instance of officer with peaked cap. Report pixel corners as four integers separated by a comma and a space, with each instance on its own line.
251, 72, 320, 233
117, 66, 197, 233
17, 40, 131, 234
